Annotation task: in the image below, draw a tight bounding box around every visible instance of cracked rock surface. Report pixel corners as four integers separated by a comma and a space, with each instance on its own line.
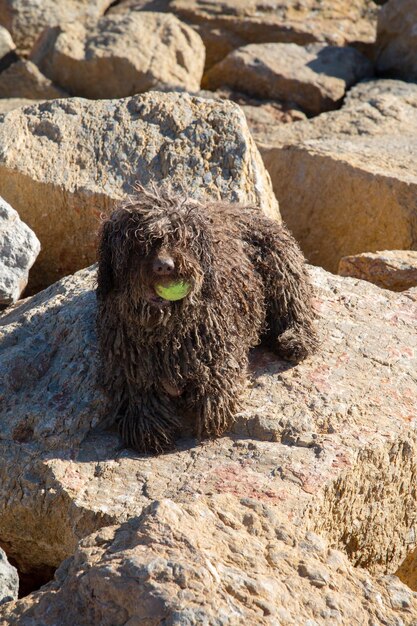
1, 498, 417, 625
0, 264, 416, 622
0, 92, 278, 292
257, 79, 417, 272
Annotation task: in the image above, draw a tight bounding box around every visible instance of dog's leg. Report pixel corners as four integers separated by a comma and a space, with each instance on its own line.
118, 389, 180, 453
187, 365, 246, 439
247, 218, 318, 362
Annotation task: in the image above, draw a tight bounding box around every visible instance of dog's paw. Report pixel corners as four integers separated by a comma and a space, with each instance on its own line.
275, 328, 314, 363
118, 413, 177, 454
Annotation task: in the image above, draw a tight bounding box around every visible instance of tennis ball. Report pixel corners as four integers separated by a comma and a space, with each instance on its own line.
155, 280, 191, 301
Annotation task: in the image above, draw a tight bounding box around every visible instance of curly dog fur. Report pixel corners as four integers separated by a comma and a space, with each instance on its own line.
96, 184, 318, 453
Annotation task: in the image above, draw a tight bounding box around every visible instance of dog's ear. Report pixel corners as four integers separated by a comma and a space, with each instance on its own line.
96, 218, 115, 299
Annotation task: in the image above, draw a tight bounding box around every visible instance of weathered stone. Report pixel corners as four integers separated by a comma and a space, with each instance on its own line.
0, 24, 14, 61
257, 79, 417, 272
173, 0, 378, 69
0, 548, 17, 605
111, 1, 378, 71
376, 0, 417, 81
31, 12, 205, 98
0, 196, 40, 306
0, 97, 38, 114
198, 87, 307, 137
339, 250, 417, 292
0, 92, 278, 292
0, 0, 113, 57
1, 498, 417, 625
0, 263, 416, 594
203, 42, 373, 115
0, 60, 66, 99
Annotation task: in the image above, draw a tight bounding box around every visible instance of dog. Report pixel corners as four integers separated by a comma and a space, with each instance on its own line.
96, 184, 318, 453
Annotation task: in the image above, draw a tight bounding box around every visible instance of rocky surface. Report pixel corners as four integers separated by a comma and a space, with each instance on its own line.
0, 24, 14, 61
0, 60, 66, 99
31, 12, 206, 98
0, 264, 416, 611
0, 92, 278, 292
1, 498, 417, 625
137, 0, 378, 70
197, 87, 307, 136
0, 549, 18, 606
0, 0, 114, 57
0, 196, 40, 306
376, 0, 417, 81
257, 79, 417, 272
203, 42, 373, 115
0, 98, 39, 114
339, 250, 417, 292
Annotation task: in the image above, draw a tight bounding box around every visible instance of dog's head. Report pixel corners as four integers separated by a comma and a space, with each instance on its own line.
97, 184, 217, 323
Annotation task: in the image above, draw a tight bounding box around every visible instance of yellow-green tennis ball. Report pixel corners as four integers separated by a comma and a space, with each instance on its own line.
155, 280, 191, 301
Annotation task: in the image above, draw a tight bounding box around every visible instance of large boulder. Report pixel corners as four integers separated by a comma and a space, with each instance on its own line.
0, 0, 114, 57
1, 498, 416, 624
376, 0, 417, 81
0, 60, 66, 99
0, 263, 416, 600
257, 79, 417, 272
31, 12, 206, 98
339, 250, 417, 292
203, 42, 373, 115
0, 196, 40, 306
0, 92, 278, 292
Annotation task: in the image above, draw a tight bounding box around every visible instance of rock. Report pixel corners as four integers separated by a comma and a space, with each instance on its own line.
31, 12, 206, 98
0, 0, 114, 57
0, 196, 40, 306
376, 0, 417, 81
0, 97, 40, 114
0, 24, 14, 62
110, 1, 378, 71
1, 498, 417, 625
338, 250, 417, 292
0, 92, 278, 292
171, 0, 378, 69
198, 87, 307, 136
0, 60, 66, 99
203, 42, 373, 115
0, 549, 18, 606
0, 263, 416, 594
257, 79, 417, 272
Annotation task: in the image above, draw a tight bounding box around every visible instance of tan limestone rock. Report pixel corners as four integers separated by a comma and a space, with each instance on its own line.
338, 250, 417, 292
110, 1, 378, 70
31, 12, 206, 98
0, 24, 14, 60
203, 42, 373, 115
1, 498, 417, 625
0, 60, 66, 99
257, 79, 417, 272
197, 87, 307, 137
0, 0, 114, 57
0, 97, 36, 113
0, 263, 416, 591
376, 0, 417, 81
0, 92, 278, 292
172, 0, 378, 69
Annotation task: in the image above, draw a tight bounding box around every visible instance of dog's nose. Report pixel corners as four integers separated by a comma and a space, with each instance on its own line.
153, 255, 175, 275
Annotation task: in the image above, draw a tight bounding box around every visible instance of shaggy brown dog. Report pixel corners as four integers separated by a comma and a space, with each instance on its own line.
96, 184, 318, 453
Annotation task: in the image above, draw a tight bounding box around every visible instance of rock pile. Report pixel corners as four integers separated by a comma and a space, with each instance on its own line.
0, 0, 416, 623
